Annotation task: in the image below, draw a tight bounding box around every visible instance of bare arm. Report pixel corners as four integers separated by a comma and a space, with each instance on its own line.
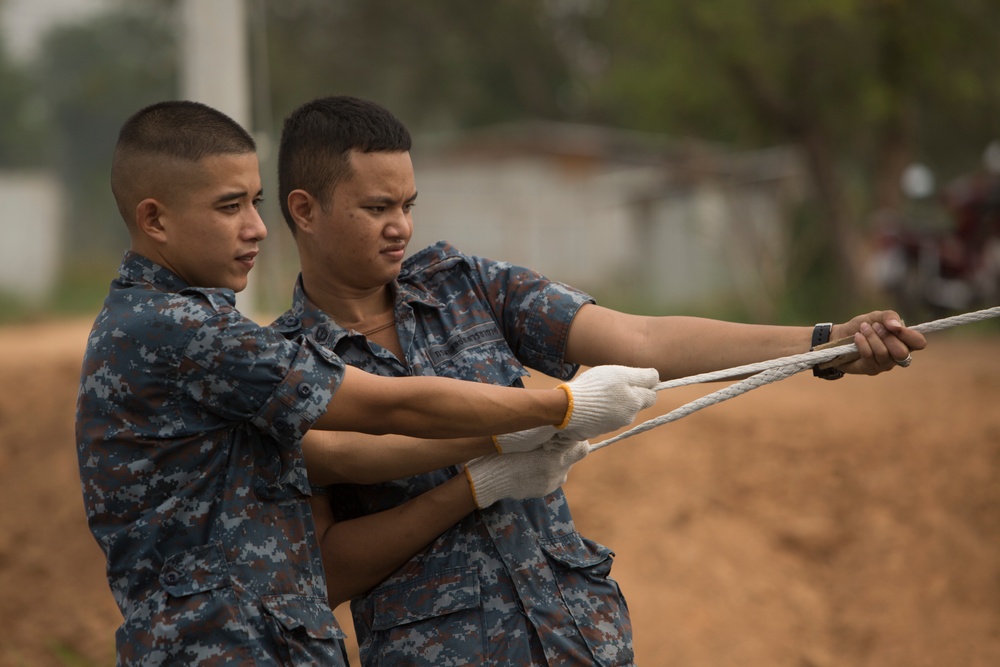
302, 431, 495, 485
565, 304, 927, 380
310, 474, 476, 607
312, 365, 568, 437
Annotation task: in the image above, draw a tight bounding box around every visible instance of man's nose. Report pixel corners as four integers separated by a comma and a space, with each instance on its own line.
246, 208, 268, 240
385, 208, 412, 238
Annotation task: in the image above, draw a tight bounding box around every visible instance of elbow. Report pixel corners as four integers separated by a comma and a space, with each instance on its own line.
324, 568, 371, 609
325, 585, 352, 610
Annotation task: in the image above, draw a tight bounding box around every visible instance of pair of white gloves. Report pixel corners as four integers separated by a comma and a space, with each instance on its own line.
465, 365, 659, 508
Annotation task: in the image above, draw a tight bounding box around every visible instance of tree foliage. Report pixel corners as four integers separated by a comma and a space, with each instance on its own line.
33, 6, 178, 254
576, 0, 1000, 309
0, 29, 48, 167
4, 0, 998, 311
261, 0, 579, 133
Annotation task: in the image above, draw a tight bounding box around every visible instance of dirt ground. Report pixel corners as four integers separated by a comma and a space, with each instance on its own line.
1, 317, 998, 667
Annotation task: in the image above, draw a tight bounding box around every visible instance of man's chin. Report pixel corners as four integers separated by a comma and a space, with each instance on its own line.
224, 275, 250, 293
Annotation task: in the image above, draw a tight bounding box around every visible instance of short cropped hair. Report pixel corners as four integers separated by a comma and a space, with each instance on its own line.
111, 100, 256, 224
277, 96, 412, 233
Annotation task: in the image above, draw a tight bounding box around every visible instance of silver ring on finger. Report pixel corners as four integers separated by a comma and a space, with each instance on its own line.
893, 353, 912, 368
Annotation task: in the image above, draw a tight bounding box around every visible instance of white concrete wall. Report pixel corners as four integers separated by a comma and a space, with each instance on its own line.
411, 153, 792, 308
0, 171, 63, 300
411, 155, 660, 292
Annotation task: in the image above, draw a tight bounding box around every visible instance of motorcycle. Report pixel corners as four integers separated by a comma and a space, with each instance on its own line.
869, 158, 1000, 319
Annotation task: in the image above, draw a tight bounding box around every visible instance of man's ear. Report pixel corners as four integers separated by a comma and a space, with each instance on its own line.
135, 198, 168, 243
287, 189, 319, 235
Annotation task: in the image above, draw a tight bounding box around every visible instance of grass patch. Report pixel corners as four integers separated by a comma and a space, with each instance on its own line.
0, 260, 115, 325
48, 261, 117, 318
48, 642, 107, 667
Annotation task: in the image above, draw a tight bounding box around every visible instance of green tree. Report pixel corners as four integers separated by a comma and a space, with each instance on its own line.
579, 0, 1000, 312
261, 0, 577, 133
0, 30, 48, 167
33, 5, 178, 260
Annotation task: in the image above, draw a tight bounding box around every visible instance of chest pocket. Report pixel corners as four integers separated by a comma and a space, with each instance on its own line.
539, 532, 634, 666
261, 593, 348, 665
363, 566, 485, 665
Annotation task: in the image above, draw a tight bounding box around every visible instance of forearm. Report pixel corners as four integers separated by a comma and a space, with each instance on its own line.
314, 367, 569, 437
567, 307, 810, 380
317, 474, 476, 607
303, 431, 495, 485
638, 316, 810, 378
566, 305, 925, 380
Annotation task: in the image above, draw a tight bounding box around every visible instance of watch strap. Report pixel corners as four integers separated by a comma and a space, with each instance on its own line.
811, 323, 845, 380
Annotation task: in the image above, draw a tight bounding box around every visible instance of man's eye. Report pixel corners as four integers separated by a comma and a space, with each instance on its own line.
403, 203, 415, 213
253, 198, 264, 209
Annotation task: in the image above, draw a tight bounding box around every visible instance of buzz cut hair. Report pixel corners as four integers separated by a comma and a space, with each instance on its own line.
110, 100, 256, 223
277, 95, 412, 234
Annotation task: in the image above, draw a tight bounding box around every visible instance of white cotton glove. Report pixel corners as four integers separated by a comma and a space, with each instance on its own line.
493, 365, 658, 453
559, 365, 659, 439
493, 425, 558, 454
465, 439, 590, 509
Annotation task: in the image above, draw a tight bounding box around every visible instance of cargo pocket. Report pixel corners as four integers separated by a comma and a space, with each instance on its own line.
540, 532, 635, 666
261, 593, 347, 665
364, 566, 484, 666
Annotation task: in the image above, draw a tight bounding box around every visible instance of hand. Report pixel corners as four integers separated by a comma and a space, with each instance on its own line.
558, 365, 659, 439
832, 310, 928, 375
494, 428, 595, 455
464, 439, 590, 509
493, 365, 658, 453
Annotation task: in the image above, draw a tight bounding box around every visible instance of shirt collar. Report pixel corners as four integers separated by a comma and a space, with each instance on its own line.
280, 272, 445, 345
119, 250, 196, 295
278, 276, 345, 345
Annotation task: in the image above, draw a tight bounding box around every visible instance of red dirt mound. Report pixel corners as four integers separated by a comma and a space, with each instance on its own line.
1, 319, 997, 666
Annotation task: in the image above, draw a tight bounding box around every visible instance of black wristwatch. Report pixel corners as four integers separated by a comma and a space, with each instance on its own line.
811, 322, 845, 380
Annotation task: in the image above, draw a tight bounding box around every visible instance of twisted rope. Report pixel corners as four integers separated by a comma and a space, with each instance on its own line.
590, 305, 1000, 452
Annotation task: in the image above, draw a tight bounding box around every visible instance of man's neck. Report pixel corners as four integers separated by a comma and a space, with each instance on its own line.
301, 272, 394, 331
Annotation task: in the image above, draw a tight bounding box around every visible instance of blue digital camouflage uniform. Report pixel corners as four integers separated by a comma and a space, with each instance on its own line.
76, 251, 351, 666
273, 241, 635, 666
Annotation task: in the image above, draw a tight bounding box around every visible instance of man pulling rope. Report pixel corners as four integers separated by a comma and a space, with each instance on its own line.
593, 305, 1000, 451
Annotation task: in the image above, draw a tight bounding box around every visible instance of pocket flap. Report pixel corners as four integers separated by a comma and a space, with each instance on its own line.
159, 542, 228, 597
539, 532, 613, 569
261, 594, 346, 640
372, 566, 480, 630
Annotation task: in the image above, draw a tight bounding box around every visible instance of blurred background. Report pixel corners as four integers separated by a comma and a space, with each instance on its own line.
2, 0, 999, 325
2, 2, 1000, 667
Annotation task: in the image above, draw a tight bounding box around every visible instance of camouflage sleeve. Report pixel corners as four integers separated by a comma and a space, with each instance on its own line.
181, 309, 346, 443
472, 255, 594, 379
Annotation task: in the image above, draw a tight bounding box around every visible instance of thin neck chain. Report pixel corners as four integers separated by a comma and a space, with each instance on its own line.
359, 318, 396, 336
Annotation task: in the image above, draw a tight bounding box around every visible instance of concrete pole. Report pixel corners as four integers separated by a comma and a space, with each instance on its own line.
179, 0, 259, 316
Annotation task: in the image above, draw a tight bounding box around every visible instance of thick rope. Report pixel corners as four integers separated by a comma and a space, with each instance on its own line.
591, 305, 1000, 452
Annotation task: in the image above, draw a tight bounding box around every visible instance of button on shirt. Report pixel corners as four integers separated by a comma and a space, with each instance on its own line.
273, 241, 635, 666
76, 252, 349, 666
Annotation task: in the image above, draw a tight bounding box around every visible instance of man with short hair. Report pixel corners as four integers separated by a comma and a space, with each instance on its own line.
76, 100, 659, 666
274, 95, 927, 665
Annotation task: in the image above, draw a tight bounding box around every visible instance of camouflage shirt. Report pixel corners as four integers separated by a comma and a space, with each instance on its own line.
76, 252, 350, 666
273, 241, 635, 666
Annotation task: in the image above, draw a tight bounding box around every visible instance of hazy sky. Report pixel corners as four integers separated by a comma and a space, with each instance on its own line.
1, 0, 111, 61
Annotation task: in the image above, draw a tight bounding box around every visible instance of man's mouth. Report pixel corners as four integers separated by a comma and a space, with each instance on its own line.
236, 250, 258, 267
382, 244, 407, 259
